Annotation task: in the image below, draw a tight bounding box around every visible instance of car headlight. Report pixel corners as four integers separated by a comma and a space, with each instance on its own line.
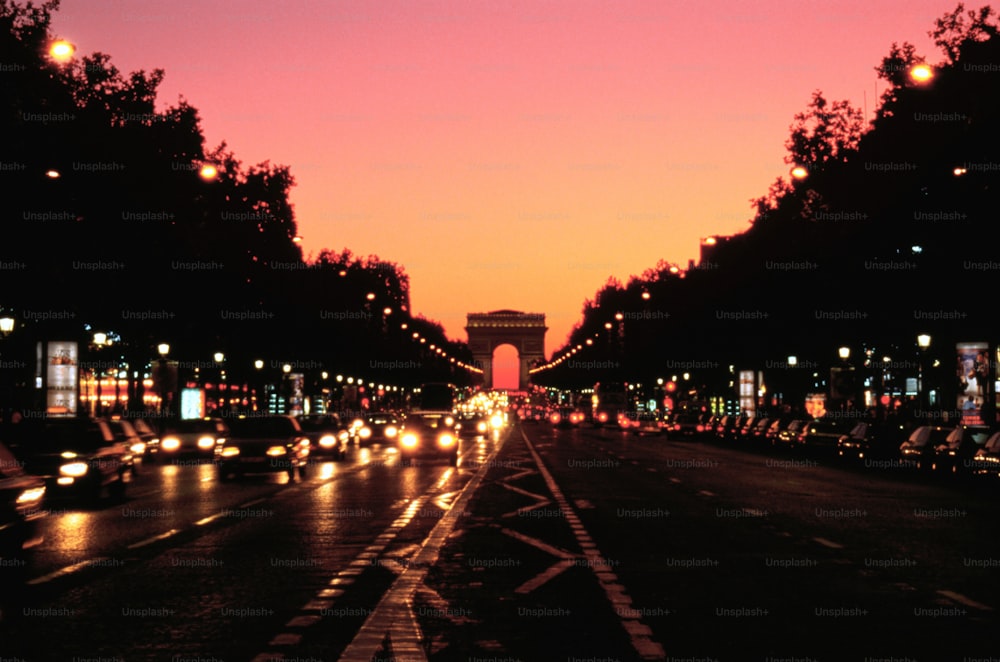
16, 486, 46, 506
198, 436, 218, 450
438, 433, 456, 448
385, 425, 398, 438
477, 421, 489, 433
444, 416, 455, 426
401, 432, 419, 447
351, 418, 364, 430
219, 446, 240, 457
162, 437, 182, 451
130, 441, 146, 454
319, 434, 339, 448
60, 461, 89, 477
490, 415, 503, 428
266, 446, 287, 456
358, 427, 372, 439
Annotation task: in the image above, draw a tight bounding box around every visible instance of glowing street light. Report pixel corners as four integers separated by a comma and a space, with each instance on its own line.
909, 63, 933, 83
199, 164, 219, 181
157, 343, 170, 357
790, 165, 809, 180
49, 40, 75, 62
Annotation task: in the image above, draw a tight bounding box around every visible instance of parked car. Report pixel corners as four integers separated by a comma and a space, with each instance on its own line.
837, 420, 908, 462
735, 415, 759, 443
10, 417, 133, 502
397, 414, 459, 466
715, 414, 745, 443
747, 417, 773, 445
763, 417, 799, 447
899, 425, 955, 471
795, 417, 852, 453
215, 415, 311, 481
156, 417, 230, 461
296, 414, 349, 460
968, 431, 1000, 478
930, 425, 991, 475
771, 419, 808, 449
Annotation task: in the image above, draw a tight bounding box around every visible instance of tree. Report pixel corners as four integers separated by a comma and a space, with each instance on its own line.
784, 90, 865, 169
930, 3, 998, 63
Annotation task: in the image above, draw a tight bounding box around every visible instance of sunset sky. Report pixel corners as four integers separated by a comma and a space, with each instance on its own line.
51, 0, 954, 386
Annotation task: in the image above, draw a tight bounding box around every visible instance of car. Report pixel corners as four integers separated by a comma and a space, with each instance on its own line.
620, 410, 666, 435
519, 405, 547, 424
0, 440, 47, 624
103, 417, 148, 468
771, 419, 808, 449
296, 414, 349, 460
397, 414, 459, 466
899, 425, 955, 472
10, 417, 133, 502
0, 439, 47, 560
795, 417, 853, 453
128, 417, 161, 458
458, 410, 492, 436
156, 417, 230, 461
714, 414, 744, 443
735, 415, 759, 443
930, 425, 991, 475
763, 417, 794, 446
968, 431, 1000, 478
837, 420, 908, 462
361, 412, 401, 445
747, 417, 774, 446
215, 415, 311, 481
668, 412, 707, 440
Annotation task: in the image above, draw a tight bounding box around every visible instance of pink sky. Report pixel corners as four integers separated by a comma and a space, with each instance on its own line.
51, 0, 951, 388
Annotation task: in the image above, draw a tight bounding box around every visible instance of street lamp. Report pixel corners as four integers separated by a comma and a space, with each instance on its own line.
917, 334, 931, 413
909, 63, 933, 83
49, 40, 75, 62
838, 347, 850, 361
0, 316, 14, 336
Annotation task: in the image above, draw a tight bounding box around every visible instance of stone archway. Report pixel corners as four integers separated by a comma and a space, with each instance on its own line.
465, 310, 547, 390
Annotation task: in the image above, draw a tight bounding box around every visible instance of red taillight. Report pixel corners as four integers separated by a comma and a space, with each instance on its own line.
697, 425, 705, 432
551, 413, 561, 424
598, 412, 608, 423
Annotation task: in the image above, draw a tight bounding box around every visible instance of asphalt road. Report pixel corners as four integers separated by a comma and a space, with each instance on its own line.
3, 422, 999, 661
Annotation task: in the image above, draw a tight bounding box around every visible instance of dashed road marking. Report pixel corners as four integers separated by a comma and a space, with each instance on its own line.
813, 537, 844, 549
937, 589, 993, 611
522, 429, 665, 660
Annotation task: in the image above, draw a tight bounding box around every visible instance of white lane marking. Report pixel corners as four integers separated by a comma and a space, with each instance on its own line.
521, 429, 666, 660
813, 537, 845, 549
937, 590, 994, 611
27, 558, 110, 585
335, 431, 507, 662
127, 528, 180, 549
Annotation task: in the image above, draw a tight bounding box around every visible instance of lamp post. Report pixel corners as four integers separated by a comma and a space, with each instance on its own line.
156, 343, 171, 416
917, 334, 931, 415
